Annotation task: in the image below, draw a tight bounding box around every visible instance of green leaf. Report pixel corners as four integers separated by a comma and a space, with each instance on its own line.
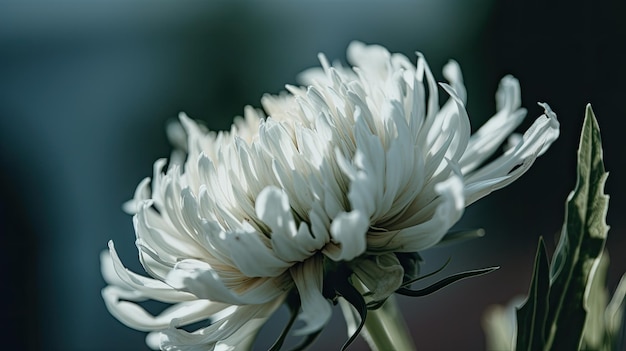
516, 237, 551, 351
543, 104, 610, 349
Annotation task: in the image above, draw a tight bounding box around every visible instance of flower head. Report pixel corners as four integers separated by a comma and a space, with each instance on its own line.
101, 41, 559, 350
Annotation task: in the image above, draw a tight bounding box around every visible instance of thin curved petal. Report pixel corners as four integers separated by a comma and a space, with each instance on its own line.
290, 255, 332, 335
160, 299, 282, 350
107, 242, 196, 303
102, 286, 229, 332
442, 59, 467, 103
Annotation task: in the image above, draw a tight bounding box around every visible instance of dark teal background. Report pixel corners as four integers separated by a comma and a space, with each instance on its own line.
1, 1, 625, 350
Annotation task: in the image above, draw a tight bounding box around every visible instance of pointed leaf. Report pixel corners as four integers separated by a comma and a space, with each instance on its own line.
544, 104, 610, 349
516, 237, 550, 351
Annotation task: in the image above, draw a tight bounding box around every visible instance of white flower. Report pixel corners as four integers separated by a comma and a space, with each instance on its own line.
102, 41, 559, 350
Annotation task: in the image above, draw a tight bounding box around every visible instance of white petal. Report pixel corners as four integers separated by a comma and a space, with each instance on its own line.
256, 187, 303, 262
534, 103, 560, 155
347, 41, 392, 81
264, 190, 328, 262
416, 52, 440, 131
165, 258, 288, 305
100, 249, 131, 288
133, 204, 208, 277
460, 76, 526, 173
439, 83, 471, 163
442, 59, 467, 103
464, 103, 559, 205
344, 113, 385, 218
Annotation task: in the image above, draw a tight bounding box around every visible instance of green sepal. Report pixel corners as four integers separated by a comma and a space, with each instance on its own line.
395, 266, 498, 297
366, 257, 453, 309
399, 257, 451, 288
396, 252, 423, 283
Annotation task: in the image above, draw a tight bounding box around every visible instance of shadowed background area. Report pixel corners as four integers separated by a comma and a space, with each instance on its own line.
1, 1, 625, 350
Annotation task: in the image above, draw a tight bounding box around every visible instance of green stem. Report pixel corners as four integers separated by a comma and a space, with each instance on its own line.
363, 295, 416, 351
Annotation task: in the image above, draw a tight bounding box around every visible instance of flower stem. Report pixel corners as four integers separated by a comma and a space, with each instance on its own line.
362, 295, 416, 351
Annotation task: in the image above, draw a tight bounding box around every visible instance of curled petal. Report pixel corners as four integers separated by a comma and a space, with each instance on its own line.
146, 332, 162, 350
257, 186, 326, 263
122, 177, 152, 215
326, 210, 370, 261
102, 286, 229, 332
464, 103, 559, 205
107, 241, 196, 303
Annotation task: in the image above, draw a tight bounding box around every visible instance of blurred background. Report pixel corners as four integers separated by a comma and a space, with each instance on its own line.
1, 0, 625, 350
